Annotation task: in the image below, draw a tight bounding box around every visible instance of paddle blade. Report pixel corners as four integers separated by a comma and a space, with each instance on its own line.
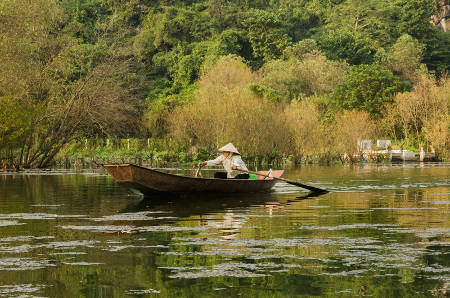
280, 178, 329, 193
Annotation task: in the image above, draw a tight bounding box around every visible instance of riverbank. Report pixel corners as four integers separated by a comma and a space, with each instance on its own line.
1, 136, 444, 171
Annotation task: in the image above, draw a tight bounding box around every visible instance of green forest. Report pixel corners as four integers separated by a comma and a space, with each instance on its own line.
0, 0, 449, 168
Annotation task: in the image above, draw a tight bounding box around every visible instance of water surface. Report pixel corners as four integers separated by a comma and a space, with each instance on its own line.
0, 164, 449, 297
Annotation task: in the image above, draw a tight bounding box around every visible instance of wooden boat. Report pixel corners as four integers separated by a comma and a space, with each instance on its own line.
104, 164, 284, 195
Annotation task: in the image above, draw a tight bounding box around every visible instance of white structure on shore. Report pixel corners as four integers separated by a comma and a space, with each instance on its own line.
358, 139, 436, 162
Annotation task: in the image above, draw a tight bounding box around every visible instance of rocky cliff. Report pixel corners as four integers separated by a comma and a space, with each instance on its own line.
432, 0, 449, 31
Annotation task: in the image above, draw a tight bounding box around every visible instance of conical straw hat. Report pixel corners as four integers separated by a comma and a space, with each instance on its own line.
218, 143, 240, 155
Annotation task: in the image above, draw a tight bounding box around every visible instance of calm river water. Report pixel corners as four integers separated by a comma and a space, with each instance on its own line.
0, 163, 449, 297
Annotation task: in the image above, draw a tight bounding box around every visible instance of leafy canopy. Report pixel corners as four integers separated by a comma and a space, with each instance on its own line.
332, 64, 401, 117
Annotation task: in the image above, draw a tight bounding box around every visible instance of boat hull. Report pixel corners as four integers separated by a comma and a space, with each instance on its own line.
104, 164, 280, 194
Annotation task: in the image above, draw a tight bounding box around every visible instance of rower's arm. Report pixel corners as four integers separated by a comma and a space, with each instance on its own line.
206, 155, 224, 166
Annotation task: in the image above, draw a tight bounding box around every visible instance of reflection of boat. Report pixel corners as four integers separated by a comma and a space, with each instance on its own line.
122, 194, 278, 238
121, 193, 279, 218
104, 164, 283, 195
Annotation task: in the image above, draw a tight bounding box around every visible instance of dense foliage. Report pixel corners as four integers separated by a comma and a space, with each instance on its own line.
0, 0, 449, 167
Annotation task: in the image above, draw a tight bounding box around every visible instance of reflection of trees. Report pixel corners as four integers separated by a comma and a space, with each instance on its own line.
0, 172, 448, 296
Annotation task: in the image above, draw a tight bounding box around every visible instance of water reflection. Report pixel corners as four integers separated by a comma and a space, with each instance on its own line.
0, 164, 448, 297
122, 192, 280, 216
122, 193, 284, 240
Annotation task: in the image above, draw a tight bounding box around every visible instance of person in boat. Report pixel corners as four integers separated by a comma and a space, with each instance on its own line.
198, 143, 249, 179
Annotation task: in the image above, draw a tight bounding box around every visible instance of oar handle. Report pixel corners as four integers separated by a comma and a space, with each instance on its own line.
195, 165, 202, 177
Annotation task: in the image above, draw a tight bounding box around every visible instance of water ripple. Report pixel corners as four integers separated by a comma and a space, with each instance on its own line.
126, 289, 161, 295
0, 220, 25, 227
0, 284, 46, 296
0, 240, 99, 254
0, 213, 85, 220
298, 224, 398, 230
321, 269, 368, 276
62, 262, 103, 266
166, 262, 272, 279
0, 236, 54, 242
103, 244, 167, 252
0, 258, 55, 271
90, 211, 175, 221
59, 224, 208, 233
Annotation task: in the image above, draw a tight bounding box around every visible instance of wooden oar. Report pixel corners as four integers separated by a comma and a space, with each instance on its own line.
238, 169, 329, 194
195, 166, 202, 177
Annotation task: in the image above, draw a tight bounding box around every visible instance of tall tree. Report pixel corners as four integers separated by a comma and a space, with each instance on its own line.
332, 64, 401, 117
0, 0, 146, 167
317, 29, 376, 65
243, 9, 291, 65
